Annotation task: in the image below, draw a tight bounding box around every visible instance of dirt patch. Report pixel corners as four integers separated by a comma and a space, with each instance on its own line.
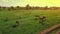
39, 24, 60, 34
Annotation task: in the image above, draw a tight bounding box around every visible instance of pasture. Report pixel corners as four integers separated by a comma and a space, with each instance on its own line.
0, 10, 60, 34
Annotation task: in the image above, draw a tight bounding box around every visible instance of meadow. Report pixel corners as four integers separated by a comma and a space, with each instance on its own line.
0, 10, 60, 34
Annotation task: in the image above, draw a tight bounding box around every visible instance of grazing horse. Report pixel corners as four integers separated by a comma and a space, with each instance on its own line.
39, 16, 46, 24
12, 21, 19, 28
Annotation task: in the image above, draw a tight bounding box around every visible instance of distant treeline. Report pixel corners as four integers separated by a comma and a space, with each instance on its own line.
0, 4, 60, 10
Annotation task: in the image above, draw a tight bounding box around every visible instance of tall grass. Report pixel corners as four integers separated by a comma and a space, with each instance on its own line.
0, 10, 60, 34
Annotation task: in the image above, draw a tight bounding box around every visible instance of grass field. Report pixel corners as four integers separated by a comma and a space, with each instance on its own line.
0, 10, 60, 34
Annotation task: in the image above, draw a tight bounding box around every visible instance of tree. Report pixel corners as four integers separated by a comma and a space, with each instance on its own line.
0, 6, 1, 8
26, 4, 31, 10
0, 6, 1, 10
10, 6, 14, 9
16, 6, 20, 10
10, 6, 16, 10
16, 6, 20, 8
44, 6, 48, 10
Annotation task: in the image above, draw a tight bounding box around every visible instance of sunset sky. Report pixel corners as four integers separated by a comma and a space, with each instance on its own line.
0, 0, 60, 7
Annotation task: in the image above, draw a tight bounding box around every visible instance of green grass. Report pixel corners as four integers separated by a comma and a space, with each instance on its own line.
0, 10, 60, 34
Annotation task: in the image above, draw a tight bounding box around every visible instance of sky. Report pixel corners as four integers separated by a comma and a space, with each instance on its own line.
0, 0, 60, 7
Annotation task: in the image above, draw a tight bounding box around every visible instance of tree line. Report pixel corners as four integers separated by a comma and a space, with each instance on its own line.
0, 4, 60, 10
